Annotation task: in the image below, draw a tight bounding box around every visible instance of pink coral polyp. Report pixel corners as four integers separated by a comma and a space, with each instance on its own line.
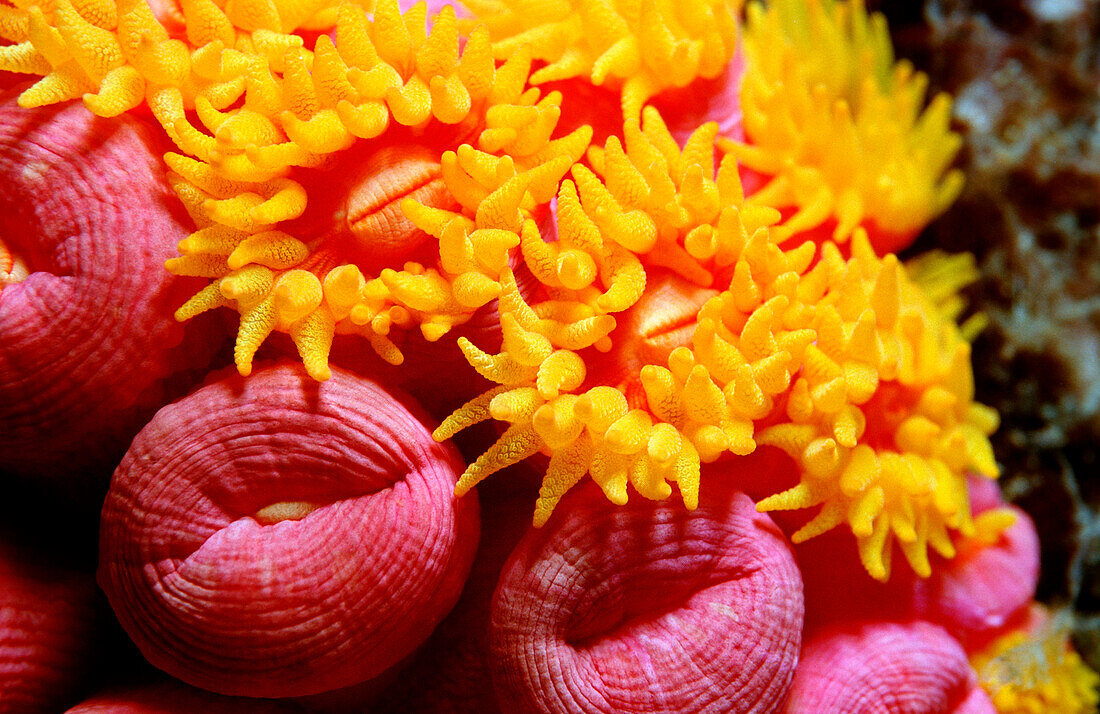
98, 362, 479, 698
0, 91, 220, 486
490, 483, 804, 713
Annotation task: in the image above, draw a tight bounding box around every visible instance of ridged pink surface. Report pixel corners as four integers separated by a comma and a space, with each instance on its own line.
98, 362, 480, 698
0, 539, 97, 714
0, 91, 220, 484
490, 484, 803, 714
383, 472, 539, 713
783, 620, 986, 714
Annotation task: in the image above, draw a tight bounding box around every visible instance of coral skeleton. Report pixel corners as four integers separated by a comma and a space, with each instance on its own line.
0, 0, 1005, 582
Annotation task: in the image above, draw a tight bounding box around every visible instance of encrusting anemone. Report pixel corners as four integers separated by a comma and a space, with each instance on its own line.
0, 0, 1005, 583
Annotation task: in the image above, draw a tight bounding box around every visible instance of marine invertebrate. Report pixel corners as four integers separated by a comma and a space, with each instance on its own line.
0, 92, 220, 486
456, 0, 741, 119
722, 0, 964, 251
439, 104, 997, 580
0, 0, 990, 585
489, 482, 803, 713
156, 0, 590, 380
792, 475, 1040, 641
98, 362, 479, 697
0, 0, 589, 380
971, 610, 1100, 714
0, 537, 98, 714
783, 620, 997, 713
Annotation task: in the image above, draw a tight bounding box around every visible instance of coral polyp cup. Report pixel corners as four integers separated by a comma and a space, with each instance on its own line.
98, 362, 479, 698
489, 483, 804, 713
0, 92, 221, 486
783, 620, 996, 713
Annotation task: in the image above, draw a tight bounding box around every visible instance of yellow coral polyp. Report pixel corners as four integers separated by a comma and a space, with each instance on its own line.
437, 110, 813, 526
972, 612, 1100, 714
459, 0, 740, 118
753, 234, 999, 581
1, 0, 593, 379
437, 101, 994, 581
722, 0, 964, 249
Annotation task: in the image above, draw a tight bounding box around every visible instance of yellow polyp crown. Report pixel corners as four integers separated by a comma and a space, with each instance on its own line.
753, 231, 999, 581
459, 0, 741, 118
971, 611, 1100, 714
9, 0, 593, 378
439, 108, 811, 529
724, 0, 964, 249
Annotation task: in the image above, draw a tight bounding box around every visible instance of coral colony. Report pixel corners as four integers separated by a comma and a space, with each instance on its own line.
0, 0, 1098, 709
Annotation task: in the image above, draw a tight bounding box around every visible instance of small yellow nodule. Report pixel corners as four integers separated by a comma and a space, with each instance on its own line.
252, 501, 321, 525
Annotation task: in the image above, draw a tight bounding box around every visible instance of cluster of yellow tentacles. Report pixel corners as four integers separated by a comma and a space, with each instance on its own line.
0, 0, 997, 580
435, 106, 995, 579
458, 0, 741, 118
0, 0, 593, 377
721, 0, 964, 249
972, 612, 1100, 714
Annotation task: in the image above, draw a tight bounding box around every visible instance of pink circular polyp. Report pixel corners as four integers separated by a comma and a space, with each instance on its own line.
98, 362, 479, 698
490, 484, 803, 713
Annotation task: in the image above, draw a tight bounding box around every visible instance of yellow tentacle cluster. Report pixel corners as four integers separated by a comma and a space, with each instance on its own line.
0, 0, 594, 377
721, 0, 964, 248
160, 2, 588, 379
972, 611, 1100, 714
436, 106, 997, 581
458, 0, 740, 118
753, 235, 999, 581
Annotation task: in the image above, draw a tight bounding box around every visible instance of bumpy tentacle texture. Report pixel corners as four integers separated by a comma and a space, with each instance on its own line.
970, 612, 1100, 714
436, 106, 999, 582
458, 0, 741, 119
721, 0, 964, 252
0, 0, 589, 379
434, 110, 790, 526
754, 234, 1000, 581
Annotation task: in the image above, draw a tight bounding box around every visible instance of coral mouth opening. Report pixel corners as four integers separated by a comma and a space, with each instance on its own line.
593, 271, 719, 394
858, 381, 922, 452
252, 501, 321, 525
0, 235, 31, 288
287, 140, 459, 277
